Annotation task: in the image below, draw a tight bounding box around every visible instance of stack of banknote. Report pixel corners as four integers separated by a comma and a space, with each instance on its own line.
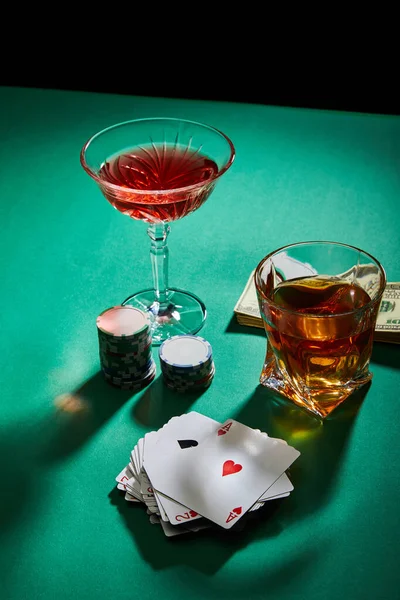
234, 271, 400, 345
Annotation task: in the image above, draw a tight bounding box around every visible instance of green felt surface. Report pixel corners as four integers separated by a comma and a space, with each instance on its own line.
1, 86, 399, 600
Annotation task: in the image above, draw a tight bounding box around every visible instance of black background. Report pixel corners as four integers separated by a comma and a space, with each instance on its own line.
3, 76, 400, 115
1, 33, 398, 116
4, 75, 398, 116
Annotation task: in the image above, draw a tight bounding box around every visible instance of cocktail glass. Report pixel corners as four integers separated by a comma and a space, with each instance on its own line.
81, 117, 235, 344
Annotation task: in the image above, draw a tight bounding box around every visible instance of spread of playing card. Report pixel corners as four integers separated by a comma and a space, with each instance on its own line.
115, 412, 300, 536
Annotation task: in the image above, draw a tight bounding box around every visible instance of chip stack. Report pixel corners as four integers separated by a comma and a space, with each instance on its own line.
159, 335, 215, 392
97, 305, 156, 390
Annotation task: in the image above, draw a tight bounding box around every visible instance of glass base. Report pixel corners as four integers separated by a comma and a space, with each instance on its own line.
122, 287, 206, 345
259, 358, 373, 419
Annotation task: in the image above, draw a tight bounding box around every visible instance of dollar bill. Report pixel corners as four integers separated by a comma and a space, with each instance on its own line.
375, 282, 400, 343
234, 272, 400, 344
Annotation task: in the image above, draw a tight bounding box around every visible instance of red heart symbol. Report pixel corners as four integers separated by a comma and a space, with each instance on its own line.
233, 507, 242, 515
222, 460, 242, 476
217, 429, 226, 436
189, 510, 198, 517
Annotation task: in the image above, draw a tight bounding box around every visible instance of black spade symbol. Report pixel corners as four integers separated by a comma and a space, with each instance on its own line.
178, 439, 198, 449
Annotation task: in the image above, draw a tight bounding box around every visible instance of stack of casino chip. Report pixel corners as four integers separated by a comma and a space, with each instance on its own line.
97, 305, 156, 390
159, 335, 215, 392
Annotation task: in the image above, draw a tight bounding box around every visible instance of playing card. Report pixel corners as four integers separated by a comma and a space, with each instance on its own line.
125, 491, 140, 502
130, 450, 139, 479
249, 492, 291, 512
149, 514, 161, 525
182, 519, 212, 533
132, 446, 140, 475
149, 512, 212, 537
152, 490, 169, 521
152, 490, 201, 524
145, 416, 292, 521
115, 465, 134, 490
137, 438, 145, 469
140, 470, 155, 499
258, 472, 294, 500
248, 472, 293, 512
144, 418, 300, 529
159, 518, 192, 537
125, 477, 144, 501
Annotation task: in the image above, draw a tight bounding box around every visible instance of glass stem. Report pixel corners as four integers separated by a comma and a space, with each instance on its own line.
148, 223, 170, 305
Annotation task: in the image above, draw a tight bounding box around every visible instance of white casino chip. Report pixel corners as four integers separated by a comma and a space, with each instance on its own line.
96, 305, 150, 337
159, 335, 212, 368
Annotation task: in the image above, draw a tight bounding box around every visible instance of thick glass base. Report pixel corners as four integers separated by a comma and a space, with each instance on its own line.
259, 357, 373, 419
122, 287, 206, 345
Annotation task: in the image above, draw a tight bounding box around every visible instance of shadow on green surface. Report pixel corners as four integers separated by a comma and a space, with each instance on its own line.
108, 486, 322, 578
0, 371, 142, 541
131, 374, 206, 429
38, 371, 135, 464
0, 382, 123, 543
0, 423, 45, 540
371, 342, 400, 370
233, 382, 370, 522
